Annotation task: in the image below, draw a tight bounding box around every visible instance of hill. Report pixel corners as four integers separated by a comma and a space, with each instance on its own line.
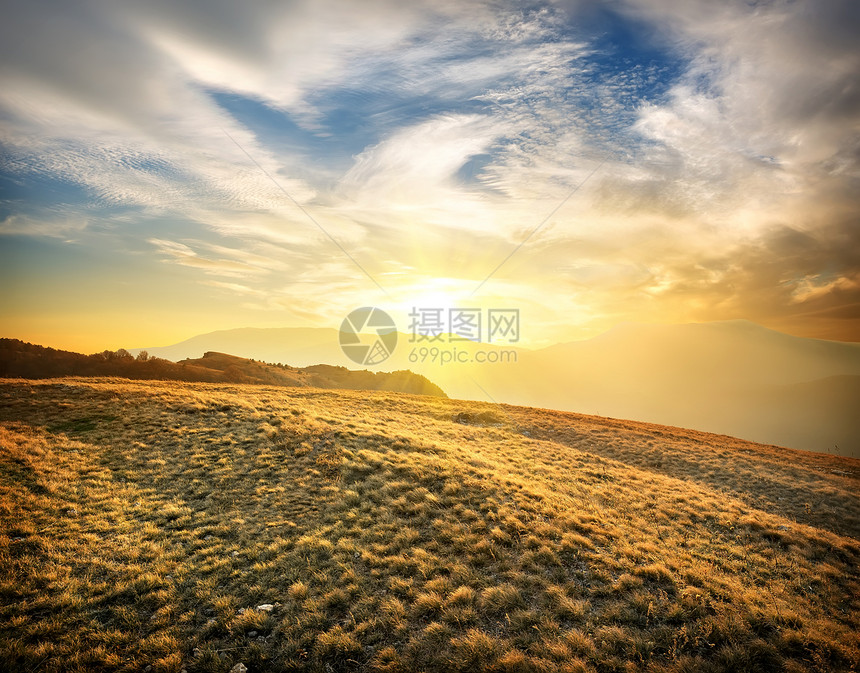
133, 321, 860, 457
1, 378, 858, 672
0, 339, 445, 398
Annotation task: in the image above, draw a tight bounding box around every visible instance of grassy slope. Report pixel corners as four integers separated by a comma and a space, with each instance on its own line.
0, 378, 858, 673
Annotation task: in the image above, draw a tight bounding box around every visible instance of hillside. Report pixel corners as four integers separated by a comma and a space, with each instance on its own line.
133, 321, 860, 457
0, 339, 445, 398
1, 378, 858, 672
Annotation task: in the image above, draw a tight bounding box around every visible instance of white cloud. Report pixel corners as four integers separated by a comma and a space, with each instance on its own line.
338, 113, 502, 224
147, 237, 270, 277
616, 0, 859, 217
0, 212, 91, 239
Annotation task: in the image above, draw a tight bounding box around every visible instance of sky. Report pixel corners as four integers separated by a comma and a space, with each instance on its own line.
1, 0, 859, 352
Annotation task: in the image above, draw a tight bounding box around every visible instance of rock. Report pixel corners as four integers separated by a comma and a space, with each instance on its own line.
248, 630, 257, 638
230, 664, 248, 673
231, 551, 240, 557
256, 603, 274, 612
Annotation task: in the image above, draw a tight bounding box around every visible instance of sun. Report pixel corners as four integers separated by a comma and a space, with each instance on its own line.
390, 276, 483, 339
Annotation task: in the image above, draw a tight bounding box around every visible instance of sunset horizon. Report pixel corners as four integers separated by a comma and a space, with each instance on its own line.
4, 315, 860, 361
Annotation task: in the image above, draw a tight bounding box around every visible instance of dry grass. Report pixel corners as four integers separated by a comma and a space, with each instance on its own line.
0, 377, 858, 672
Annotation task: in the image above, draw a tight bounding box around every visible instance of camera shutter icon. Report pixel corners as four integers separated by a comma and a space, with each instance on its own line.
339, 307, 397, 365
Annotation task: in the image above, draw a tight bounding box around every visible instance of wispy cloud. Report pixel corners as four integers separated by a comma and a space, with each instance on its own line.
1, 0, 858, 344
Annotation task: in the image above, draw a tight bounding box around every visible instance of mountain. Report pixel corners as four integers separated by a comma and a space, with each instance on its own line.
133, 327, 344, 366
132, 320, 860, 457
178, 352, 446, 397
477, 320, 860, 457
0, 339, 446, 398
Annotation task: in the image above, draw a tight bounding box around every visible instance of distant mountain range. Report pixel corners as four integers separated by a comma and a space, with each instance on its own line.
132, 320, 860, 457
484, 321, 860, 457
0, 339, 445, 398
133, 327, 345, 367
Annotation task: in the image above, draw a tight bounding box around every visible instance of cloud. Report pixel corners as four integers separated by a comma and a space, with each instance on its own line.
615, 0, 860, 199
0, 212, 91, 239
2, 0, 859, 341
147, 238, 269, 277
790, 274, 860, 305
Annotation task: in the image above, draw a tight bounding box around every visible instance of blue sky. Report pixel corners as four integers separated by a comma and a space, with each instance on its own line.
1, 0, 858, 350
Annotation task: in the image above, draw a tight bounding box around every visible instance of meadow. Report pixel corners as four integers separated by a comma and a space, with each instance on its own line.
0, 378, 858, 672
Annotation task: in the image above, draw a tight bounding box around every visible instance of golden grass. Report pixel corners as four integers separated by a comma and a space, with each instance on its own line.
0, 377, 858, 672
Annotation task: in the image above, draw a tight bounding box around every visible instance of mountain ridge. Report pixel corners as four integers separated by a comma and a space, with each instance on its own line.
0, 339, 446, 398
